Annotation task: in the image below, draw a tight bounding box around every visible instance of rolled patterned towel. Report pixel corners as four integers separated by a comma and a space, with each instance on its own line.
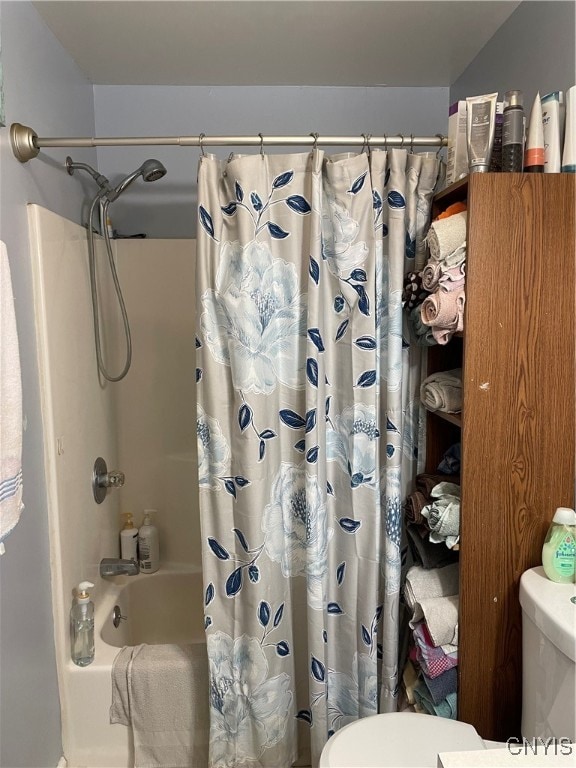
402, 271, 428, 309
409, 305, 436, 347
426, 211, 467, 261
420, 369, 462, 414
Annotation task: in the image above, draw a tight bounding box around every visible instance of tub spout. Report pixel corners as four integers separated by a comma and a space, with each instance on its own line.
99, 558, 139, 577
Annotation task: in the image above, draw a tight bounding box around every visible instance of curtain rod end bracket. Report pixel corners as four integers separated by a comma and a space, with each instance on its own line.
10, 123, 40, 163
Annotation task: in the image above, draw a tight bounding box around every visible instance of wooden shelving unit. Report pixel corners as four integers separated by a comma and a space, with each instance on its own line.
424, 173, 575, 742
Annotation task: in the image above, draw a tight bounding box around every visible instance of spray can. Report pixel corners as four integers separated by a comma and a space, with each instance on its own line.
502, 90, 524, 172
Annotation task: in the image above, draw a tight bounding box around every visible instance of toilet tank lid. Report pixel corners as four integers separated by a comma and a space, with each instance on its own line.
519, 567, 576, 662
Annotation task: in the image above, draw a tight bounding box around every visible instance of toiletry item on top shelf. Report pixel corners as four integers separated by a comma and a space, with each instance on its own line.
120, 512, 138, 562
502, 90, 525, 172
524, 92, 545, 173
489, 101, 504, 172
562, 85, 576, 172
446, 101, 468, 186
138, 509, 160, 573
70, 581, 95, 666
542, 91, 565, 173
466, 92, 498, 173
542, 507, 576, 584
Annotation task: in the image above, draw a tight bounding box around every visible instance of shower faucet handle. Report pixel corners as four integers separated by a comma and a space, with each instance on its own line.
92, 457, 125, 504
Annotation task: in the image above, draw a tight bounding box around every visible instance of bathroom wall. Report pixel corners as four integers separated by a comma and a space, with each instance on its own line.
0, 2, 97, 765
92, 85, 450, 238
113, 238, 200, 567
450, 1, 575, 106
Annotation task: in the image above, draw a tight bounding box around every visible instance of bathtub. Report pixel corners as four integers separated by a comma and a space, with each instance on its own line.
63, 567, 207, 768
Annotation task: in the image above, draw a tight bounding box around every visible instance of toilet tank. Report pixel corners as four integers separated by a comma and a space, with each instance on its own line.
519, 567, 576, 742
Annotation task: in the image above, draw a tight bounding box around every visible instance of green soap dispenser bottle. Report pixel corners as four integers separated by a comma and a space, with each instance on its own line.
70, 581, 95, 666
542, 507, 576, 584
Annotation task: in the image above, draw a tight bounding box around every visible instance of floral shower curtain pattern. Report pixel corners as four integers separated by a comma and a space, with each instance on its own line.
196, 148, 438, 768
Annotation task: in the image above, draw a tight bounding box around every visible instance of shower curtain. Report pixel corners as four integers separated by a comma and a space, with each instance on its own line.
196, 147, 438, 768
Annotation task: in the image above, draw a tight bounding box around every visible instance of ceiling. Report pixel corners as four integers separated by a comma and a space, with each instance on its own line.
33, 1, 522, 87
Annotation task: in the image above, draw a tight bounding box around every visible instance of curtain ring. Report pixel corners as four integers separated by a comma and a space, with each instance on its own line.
198, 133, 206, 158
361, 133, 372, 155
410, 134, 414, 154
383, 133, 388, 151
259, 133, 265, 157
310, 132, 319, 151
397, 133, 405, 149
435, 133, 445, 158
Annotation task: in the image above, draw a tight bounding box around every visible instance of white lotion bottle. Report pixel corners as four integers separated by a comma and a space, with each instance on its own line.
70, 581, 95, 666
138, 509, 160, 573
120, 512, 138, 562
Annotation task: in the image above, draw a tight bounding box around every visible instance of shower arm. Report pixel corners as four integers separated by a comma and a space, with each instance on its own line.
10, 122, 447, 163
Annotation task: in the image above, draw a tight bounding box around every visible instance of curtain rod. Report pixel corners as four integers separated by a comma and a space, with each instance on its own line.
10, 122, 446, 164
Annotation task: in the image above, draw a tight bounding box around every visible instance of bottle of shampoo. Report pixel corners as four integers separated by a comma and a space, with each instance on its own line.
542, 507, 576, 583
120, 512, 138, 562
138, 509, 160, 573
502, 90, 524, 172
70, 581, 95, 666
524, 92, 545, 173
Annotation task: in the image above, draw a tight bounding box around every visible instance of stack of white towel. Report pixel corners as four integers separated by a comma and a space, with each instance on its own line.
419, 211, 467, 345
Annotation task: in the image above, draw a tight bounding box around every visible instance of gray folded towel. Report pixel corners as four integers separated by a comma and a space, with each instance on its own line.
405, 563, 459, 647
111, 643, 209, 768
420, 369, 462, 413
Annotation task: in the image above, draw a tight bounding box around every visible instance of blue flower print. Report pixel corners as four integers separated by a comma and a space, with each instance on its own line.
200, 240, 306, 394
321, 195, 368, 278
207, 631, 293, 767
197, 405, 230, 491
262, 463, 331, 610
327, 652, 378, 730
326, 403, 379, 488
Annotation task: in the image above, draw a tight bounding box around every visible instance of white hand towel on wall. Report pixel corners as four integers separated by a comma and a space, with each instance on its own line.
0, 241, 23, 553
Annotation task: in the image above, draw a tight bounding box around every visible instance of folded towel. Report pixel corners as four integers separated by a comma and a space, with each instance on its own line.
422, 482, 461, 548
426, 212, 467, 261
405, 563, 459, 647
419, 596, 459, 647
420, 289, 465, 338
111, 643, 209, 768
438, 443, 461, 475
408, 305, 437, 347
420, 369, 462, 414
421, 665, 458, 705
0, 242, 23, 553
438, 263, 466, 292
414, 681, 457, 719
406, 524, 460, 570
402, 271, 428, 310
412, 621, 458, 679
404, 563, 459, 609
416, 473, 460, 497
439, 243, 467, 270
420, 262, 442, 292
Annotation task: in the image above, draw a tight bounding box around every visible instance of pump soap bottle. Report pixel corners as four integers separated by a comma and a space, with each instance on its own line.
542, 507, 576, 584
70, 581, 95, 666
138, 509, 160, 573
120, 512, 139, 562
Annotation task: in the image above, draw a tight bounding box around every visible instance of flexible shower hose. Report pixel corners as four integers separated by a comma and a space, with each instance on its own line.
87, 191, 132, 382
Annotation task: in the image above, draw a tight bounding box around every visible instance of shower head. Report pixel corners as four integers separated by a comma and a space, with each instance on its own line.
108, 159, 167, 201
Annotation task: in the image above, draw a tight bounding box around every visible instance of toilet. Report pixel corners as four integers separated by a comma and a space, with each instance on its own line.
320, 567, 576, 767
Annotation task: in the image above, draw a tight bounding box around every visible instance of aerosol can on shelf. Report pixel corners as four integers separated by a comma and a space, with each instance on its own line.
70, 581, 95, 666
138, 509, 160, 573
